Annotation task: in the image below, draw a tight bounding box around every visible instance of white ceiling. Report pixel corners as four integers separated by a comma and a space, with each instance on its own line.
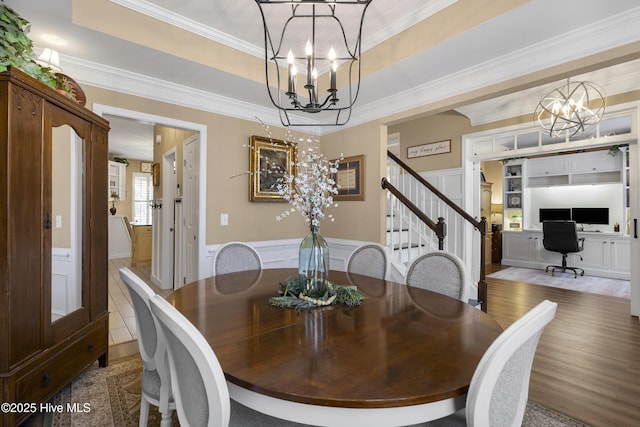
105, 115, 155, 161
6, 0, 640, 158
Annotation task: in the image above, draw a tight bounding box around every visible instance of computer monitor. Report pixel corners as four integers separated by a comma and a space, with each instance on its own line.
539, 208, 571, 222
571, 207, 609, 225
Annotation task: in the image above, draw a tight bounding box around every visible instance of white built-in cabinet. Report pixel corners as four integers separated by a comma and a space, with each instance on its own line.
527, 150, 623, 188
502, 230, 630, 280
501, 149, 630, 280
108, 160, 126, 200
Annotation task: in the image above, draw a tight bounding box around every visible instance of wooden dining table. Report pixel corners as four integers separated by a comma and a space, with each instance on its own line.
167, 268, 503, 427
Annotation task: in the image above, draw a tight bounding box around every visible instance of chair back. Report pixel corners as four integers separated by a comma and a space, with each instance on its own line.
405, 251, 468, 301
118, 268, 160, 369
149, 295, 231, 427
542, 221, 581, 253
347, 243, 388, 279
118, 268, 173, 418
212, 242, 262, 276
465, 300, 558, 427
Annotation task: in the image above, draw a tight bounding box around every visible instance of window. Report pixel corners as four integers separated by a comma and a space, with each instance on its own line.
132, 173, 153, 224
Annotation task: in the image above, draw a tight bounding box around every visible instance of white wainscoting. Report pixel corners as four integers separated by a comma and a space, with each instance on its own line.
51, 248, 79, 321
204, 238, 374, 279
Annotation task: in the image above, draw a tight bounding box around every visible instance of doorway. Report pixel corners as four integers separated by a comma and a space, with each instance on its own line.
94, 104, 207, 289
462, 120, 638, 315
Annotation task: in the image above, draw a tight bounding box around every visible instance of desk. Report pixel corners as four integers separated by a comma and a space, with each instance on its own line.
167, 269, 502, 426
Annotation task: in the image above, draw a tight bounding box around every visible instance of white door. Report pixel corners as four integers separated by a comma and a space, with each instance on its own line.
160, 149, 177, 290
183, 134, 200, 284
629, 144, 639, 316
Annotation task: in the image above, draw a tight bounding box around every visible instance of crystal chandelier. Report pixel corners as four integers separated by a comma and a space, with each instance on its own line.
534, 79, 606, 138
254, 0, 373, 127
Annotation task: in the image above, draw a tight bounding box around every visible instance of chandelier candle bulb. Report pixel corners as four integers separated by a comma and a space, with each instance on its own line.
329, 47, 337, 91
305, 39, 313, 88
312, 68, 319, 105
287, 50, 295, 95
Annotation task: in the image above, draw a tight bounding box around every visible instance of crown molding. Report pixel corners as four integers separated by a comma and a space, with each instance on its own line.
110, 0, 263, 58
361, 0, 457, 52
60, 55, 309, 131
346, 5, 640, 129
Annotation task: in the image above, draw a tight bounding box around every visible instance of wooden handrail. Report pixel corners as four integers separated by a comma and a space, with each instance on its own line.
385, 151, 488, 312
381, 178, 447, 250
388, 151, 482, 230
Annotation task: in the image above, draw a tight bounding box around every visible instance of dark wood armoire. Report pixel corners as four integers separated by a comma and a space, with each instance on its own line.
0, 67, 109, 426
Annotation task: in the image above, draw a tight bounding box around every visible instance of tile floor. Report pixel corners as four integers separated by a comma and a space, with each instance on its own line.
107, 258, 173, 346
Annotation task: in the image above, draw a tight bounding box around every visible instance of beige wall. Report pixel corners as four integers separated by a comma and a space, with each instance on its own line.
387, 111, 472, 171
481, 160, 503, 204
52, 126, 72, 248
83, 85, 315, 244
82, 78, 640, 249
320, 122, 388, 243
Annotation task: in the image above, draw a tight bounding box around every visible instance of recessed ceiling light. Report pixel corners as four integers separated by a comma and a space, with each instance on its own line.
41, 33, 68, 47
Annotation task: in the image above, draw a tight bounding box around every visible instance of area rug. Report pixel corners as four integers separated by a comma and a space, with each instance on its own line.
44, 353, 590, 426
487, 267, 630, 299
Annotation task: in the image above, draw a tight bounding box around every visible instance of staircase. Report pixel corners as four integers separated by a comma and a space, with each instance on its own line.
386, 197, 439, 265
382, 151, 489, 311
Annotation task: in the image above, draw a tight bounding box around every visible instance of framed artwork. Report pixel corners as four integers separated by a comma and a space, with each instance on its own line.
152, 162, 160, 186
407, 140, 451, 158
141, 162, 153, 173
332, 154, 364, 201
249, 135, 296, 202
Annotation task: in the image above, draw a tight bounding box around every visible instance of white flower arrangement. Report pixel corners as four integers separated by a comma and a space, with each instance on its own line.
276, 146, 341, 227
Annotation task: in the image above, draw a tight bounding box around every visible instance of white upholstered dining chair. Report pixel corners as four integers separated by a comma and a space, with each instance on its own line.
405, 251, 469, 302
148, 294, 311, 427
426, 299, 558, 427
118, 268, 175, 427
212, 241, 262, 276
347, 243, 388, 279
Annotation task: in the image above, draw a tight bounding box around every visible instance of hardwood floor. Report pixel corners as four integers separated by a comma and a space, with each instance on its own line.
486, 265, 640, 426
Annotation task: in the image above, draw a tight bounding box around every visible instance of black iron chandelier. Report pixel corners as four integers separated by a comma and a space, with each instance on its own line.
254, 0, 373, 127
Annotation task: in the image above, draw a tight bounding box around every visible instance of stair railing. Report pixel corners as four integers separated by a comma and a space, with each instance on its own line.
383, 150, 488, 312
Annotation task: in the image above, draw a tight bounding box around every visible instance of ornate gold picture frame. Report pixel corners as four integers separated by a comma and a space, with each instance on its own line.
249, 135, 296, 202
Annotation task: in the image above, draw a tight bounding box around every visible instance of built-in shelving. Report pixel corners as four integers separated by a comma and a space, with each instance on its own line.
503, 159, 524, 231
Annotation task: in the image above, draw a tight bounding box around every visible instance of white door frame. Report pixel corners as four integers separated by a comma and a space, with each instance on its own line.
92, 104, 208, 280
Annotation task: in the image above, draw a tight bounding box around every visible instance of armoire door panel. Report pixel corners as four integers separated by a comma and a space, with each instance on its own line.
7, 83, 43, 368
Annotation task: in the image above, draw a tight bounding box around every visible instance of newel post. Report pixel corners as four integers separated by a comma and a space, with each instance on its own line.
478, 217, 488, 312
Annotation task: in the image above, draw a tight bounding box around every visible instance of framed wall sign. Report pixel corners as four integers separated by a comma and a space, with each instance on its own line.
332, 154, 364, 201
407, 140, 451, 158
249, 135, 296, 202
141, 162, 153, 173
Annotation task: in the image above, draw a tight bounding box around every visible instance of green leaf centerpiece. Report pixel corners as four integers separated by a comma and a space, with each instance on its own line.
270, 275, 365, 312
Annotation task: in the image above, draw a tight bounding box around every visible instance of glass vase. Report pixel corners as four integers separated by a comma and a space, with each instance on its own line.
298, 225, 330, 299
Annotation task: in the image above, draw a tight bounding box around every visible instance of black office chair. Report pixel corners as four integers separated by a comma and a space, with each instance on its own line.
542, 220, 585, 278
